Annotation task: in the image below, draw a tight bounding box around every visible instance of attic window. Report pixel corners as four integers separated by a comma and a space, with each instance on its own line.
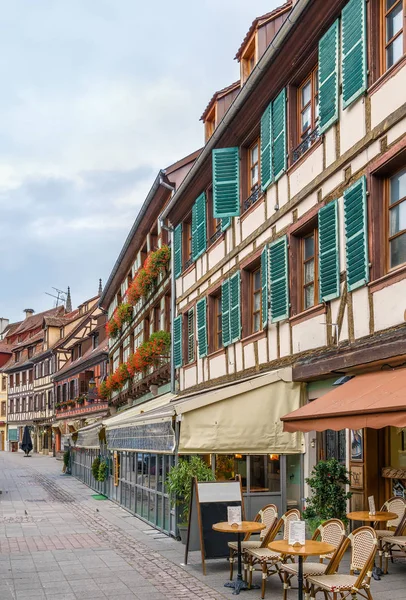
205, 105, 216, 142
242, 37, 256, 83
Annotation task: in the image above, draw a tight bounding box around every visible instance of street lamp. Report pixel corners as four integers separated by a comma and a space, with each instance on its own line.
87, 377, 96, 402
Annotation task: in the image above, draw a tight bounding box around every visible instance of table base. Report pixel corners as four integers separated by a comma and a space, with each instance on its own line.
224, 579, 260, 595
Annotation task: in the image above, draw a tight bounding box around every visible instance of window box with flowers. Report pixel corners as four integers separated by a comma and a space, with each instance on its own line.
105, 302, 133, 340
127, 246, 170, 306
76, 395, 85, 406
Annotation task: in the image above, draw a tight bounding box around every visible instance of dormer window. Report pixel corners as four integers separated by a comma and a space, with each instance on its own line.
28, 347, 33, 359
205, 106, 216, 143
241, 37, 256, 83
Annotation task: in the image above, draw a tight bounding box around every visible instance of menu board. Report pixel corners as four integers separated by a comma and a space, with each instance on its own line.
289, 521, 306, 546
368, 495, 376, 515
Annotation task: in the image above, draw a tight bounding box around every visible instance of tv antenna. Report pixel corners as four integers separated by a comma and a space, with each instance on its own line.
45, 287, 67, 307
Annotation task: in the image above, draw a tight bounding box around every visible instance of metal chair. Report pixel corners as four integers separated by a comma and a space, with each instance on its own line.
307, 526, 377, 600
228, 504, 278, 580
280, 519, 346, 600
375, 496, 405, 570
246, 508, 301, 599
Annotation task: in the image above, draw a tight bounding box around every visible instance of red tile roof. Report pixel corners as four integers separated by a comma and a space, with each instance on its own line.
54, 340, 109, 378
0, 342, 12, 355
12, 307, 64, 337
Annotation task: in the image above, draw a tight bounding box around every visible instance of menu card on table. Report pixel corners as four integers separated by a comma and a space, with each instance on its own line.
289, 521, 306, 546
227, 506, 242, 526
368, 496, 376, 516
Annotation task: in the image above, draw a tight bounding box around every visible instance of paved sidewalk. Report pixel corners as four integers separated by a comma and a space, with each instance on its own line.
0, 452, 405, 600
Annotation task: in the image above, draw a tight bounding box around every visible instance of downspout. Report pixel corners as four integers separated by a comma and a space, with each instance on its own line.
159, 177, 176, 395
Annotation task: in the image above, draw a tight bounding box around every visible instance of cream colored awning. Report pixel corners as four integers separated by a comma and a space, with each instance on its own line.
174, 368, 305, 454
103, 392, 175, 430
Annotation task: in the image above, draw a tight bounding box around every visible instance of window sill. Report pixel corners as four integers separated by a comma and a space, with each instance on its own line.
242, 330, 267, 347
207, 347, 226, 360
368, 263, 406, 293
240, 193, 265, 222
183, 361, 197, 370
288, 137, 323, 175
289, 303, 326, 326
368, 54, 406, 96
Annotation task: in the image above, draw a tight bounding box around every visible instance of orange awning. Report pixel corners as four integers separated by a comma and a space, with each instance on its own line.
282, 368, 406, 432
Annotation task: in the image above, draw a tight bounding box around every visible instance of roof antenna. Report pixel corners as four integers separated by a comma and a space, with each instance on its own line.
45, 287, 68, 308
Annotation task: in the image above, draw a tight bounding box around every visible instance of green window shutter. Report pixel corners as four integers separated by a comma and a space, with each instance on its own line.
319, 19, 339, 134
342, 0, 367, 108
221, 279, 231, 347
187, 309, 195, 363
272, 89, 287, 181
174, 224, 182, 279
229, 272, 241, 343
196, 298, 208, 358
261, 245, 269, 328
269, 236, 289, 322
318, 200, 340, 302
344, 175, 369, 291
192, 192, 207, 261
212, 147, 240, 218
221, 217, 231, 231
260, 102, 273, 191
173, 315, 183, 369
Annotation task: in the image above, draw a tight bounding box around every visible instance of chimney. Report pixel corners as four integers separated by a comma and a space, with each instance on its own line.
24, 309, 35, 319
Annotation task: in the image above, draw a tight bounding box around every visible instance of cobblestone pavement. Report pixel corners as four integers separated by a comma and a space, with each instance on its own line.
0, 453, 405, 600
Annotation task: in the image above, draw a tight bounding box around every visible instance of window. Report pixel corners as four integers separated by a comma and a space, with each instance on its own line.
48, 391, 53, 409
382, 0, 404, 71
205, 109, 216, 142
186, 309, 195, 364
207, 187, 222, 244
9, 399, 14, 414
16, 373, 20, 386
302, 228, 319, 310
57, 386, 61, 403
1, 376, 6, 391
93, 332, 99, 349
387, 167, 406, 268
1, 402, 5, 416
183, 215, 193, 269
251, 268, 262, 334
69, 380, 76, 400
22, 371, 26, 386
28, 346, 33, 359
9, 374, 13, 388
29, 369, 33, 384
242, 37, 256, 83
16, 399, 20, 413
297, 67, 319, 156
29, 397, 33, 411
210, 292, 223, 352
15, 351, 20, 363
249, 140, 260, 195
153, 305, 161, 332
77, 344, 82, 359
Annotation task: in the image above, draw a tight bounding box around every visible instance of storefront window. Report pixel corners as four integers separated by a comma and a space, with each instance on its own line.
250, 455, 281, 493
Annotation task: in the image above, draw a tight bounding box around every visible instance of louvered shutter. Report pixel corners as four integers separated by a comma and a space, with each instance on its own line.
261, 245, 269, 328
319, 19, 339, 133
187, 309, 195, 363
260, 102, 273, 191
221, 279, 231, 347
192, 192, 207, 260
173, 315, 183, 368
344, 176, 369, 291
269, 236, 289, 322
174, 223, 182, 279
342, 0, 367, 108
272, 89, 287, 181
196, 298, 208, 358
221, 217, 231, 231
318, 200, 340, 302
229, 272, 241, 343
212, 148, 240, 218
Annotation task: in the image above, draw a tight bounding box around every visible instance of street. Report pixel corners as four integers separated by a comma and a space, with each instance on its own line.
0, 452, 405, 600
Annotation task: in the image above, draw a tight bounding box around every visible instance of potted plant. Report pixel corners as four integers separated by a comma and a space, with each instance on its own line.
303, 458, 352, 535
166, 456, 215, 544
76, 395, 85, 405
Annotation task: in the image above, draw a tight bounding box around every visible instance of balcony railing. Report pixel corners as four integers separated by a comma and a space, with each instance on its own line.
292, 127, 320, 164
209, 227, 223, 246
183, 256, 194, 271
243, 187, 260, 213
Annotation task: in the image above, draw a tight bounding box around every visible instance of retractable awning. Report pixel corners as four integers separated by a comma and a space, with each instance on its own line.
174, 368, 304, 454
282, 368, 406, 432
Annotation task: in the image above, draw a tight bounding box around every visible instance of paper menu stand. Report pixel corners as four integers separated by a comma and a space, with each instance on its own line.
368, 496, 376, 516
289, 521, 306, 546
227, 506, 242, 526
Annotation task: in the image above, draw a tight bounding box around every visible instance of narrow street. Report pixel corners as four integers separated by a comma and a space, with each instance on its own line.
1, 452, 405, 600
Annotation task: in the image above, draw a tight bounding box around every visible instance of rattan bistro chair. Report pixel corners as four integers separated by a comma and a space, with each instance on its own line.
375, 496, 406, 570
246, 508, 301, 599
228, 504, 278, 580
280, 519, 346, 600
308, 526, 378, 600
382, 513, 406, 574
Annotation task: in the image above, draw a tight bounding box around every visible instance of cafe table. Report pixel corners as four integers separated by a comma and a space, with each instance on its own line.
268, 539, 335, 600
212, 521, 266, 595
346, 511, 398, 580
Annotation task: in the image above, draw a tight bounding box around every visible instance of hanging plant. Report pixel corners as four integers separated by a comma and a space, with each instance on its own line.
97, 381, 110, 400
98, 460, 109, 482
116, 302, 133, 327
92, 457, 101, 479
126, 330, 171, 375
148, 245, 170, 274
127, 280, 141, 305
105, 317, 120, 339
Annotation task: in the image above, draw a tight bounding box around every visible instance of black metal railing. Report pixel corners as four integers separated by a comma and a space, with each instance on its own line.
243, 187, 260, 213
183, 256, 194, 271
292, 127, 320, 163
209, 228, 223, 246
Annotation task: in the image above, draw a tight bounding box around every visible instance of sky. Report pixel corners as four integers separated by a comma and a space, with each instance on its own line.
0, 0, 280, 323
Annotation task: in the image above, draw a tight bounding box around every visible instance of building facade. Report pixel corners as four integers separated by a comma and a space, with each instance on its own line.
0, 341, 12, 450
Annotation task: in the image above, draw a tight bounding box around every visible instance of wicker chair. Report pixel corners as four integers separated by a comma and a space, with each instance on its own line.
382, 512, 406, 574
228, 504, 278, 581
246, 508, 301, 599
280, 519, 346, 600
307, 526, 377, 600
375, 496, 406, 570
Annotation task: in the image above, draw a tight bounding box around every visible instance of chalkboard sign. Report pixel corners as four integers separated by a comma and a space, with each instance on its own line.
184, 477, 244, 574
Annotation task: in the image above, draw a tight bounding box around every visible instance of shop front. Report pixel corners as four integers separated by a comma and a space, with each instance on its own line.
174, 369, 305, 518
282, 368, 406, 513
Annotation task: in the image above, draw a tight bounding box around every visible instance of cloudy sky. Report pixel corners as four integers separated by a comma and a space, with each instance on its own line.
0, 0, 279, 323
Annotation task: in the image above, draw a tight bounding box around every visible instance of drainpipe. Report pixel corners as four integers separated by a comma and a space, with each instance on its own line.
159, 177, 176, 395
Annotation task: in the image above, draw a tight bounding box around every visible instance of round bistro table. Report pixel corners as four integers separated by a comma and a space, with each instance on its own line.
268, 539, 335, 600
213, 521, 266, 595
346, 511, 398, 580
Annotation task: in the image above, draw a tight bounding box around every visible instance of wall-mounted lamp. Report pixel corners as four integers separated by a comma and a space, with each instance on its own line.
310, 438, 316, 448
